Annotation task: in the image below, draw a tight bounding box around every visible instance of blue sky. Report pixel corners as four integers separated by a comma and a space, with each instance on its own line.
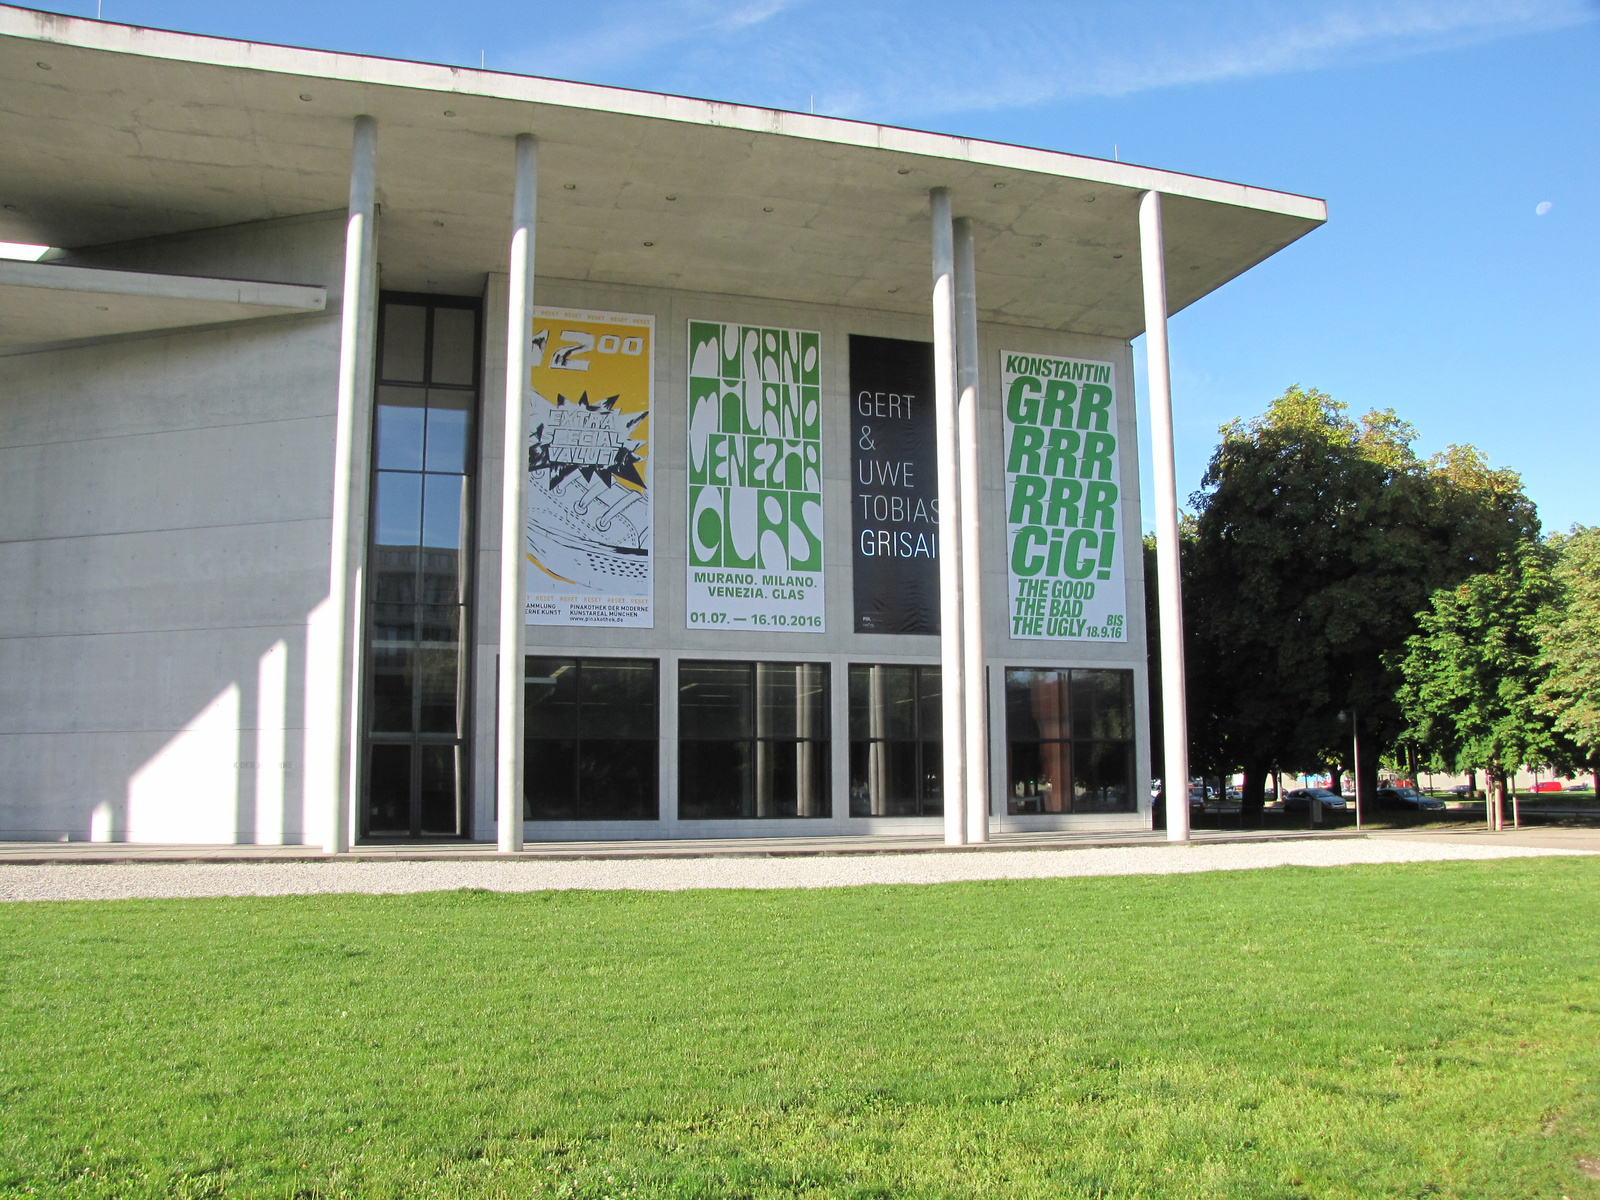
50, 0, 1600, 533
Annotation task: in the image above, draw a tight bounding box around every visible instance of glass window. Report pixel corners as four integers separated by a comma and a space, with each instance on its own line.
380, 304, 427, 382
363, 296, 481, 840
525, 658, 658, 821
848, 664, 942, 817
1005, 668, 1136, 815
679, 662, 830, 819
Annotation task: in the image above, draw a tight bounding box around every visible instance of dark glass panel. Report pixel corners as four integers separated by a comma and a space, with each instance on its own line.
848, 737, 920, 816
366, 743, 411, 832
421, 473, 466, 550
755, 662, 827, 740
1074, 742, 1135, 813
380, 304, 427, 382
417, 644, 461, 735
418, 744, 463, 834
581, 659, 656, 740
678, 739, 750, 819
524, 738, 578, 820
419, 546, 464, 605
1006, 669, 1069, 742
372, 546, 418, 604
430, 306, 477, 385
370, 602, 414, 647
920, 739, 944, 814
369, 644, 414, 733
418, 603, 460, 647
752, 737, 830, 818
374, 471, 423, 547
424, 391, 472, 473
679, 663, 752, 740
576, 739, 659, 820
1071, 669, 1133, 741
917, 666, 942, 740
376, 388, 426, 470
849, 664, 914, 743
1008, 740, 1071, 815
525, 658, 579, 739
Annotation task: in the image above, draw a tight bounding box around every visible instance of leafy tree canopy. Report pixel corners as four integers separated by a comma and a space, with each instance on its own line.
1181, 385, 1537, 792
1396, 540, 1566, 781
1537, 526, 1600, 762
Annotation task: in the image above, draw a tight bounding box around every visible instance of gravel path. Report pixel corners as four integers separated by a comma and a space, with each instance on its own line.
0, 838, 1592, 902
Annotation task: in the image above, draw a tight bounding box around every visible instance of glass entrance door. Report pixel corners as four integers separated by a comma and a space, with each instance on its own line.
362, 294, 481, 838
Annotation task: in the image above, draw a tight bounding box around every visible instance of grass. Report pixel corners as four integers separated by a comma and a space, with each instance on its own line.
3, 859, 1600, 1199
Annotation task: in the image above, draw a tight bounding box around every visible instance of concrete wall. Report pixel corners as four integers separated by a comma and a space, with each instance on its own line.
0, 213, 345, 842
473, 275, 1151, 842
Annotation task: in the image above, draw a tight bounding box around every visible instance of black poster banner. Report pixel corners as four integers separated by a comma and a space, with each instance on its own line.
850, 334, 940, 634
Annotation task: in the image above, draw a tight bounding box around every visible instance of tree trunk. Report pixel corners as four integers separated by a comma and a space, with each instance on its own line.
1355, 725, 1379, 823
1329, 765, 1344, 796
1487, 768, 1506, 831
1467, 768, 1478, 798
1241, 759, 1268, 828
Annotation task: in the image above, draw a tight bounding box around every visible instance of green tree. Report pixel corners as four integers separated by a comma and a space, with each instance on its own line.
1537, 526, 1600, 789
1396, 541, 1564, 815
1185, 386, 1536, 819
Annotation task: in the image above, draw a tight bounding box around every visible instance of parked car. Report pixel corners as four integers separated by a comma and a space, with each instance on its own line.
1375, 785, 1447, 812
1283, 788, 1348, 814
1568, 782, 1595, 793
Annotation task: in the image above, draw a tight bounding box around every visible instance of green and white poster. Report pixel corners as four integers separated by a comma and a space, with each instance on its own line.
1001, 351, 1126, 642
686, 321, 825, 632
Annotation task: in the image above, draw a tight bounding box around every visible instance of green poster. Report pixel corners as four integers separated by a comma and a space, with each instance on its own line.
686, 321, 825, 632
1001, 350, 1126, 642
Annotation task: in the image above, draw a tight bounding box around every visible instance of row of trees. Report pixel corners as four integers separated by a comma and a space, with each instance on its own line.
1148, 386, 1599, 820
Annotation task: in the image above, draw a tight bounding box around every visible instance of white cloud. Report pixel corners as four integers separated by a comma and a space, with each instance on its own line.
512, 0, 1594, 120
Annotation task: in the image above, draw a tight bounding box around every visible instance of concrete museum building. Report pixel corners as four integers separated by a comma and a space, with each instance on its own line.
0, 7, 1326, 849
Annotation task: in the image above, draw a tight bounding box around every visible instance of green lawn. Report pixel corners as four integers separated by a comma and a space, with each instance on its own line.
3, 859, 1600, 1200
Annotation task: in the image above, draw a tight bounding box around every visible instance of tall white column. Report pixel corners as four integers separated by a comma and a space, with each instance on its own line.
1138, 190, 1191, 843
497, 133, 538, 854
322, 114, 377, 855
930, 188, 966, 846
952, 217, 989, 844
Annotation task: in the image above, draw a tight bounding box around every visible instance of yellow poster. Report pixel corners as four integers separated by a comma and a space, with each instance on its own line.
524, 307, 653, 627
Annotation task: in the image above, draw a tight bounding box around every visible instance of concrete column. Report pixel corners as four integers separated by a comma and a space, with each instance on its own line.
952, 217, 989, 844
497, 133, 537, 853
930, 188, 966, 846
322, 114, 377, 855
1138, 190, 1191, 843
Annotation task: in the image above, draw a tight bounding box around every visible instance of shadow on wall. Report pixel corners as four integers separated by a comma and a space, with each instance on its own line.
82, 604, 333, 845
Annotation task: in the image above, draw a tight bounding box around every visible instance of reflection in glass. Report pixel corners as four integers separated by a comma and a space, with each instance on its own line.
369, 643, 414, 733
679, 661, 829, 819
430, 306, 477, 385
848, 665, 941, 817
524, 658, 658, 820
424, 393, 471, 472
419, 744, 463, 834
380, 304, 427, 382
421, 473, 466, 549
364, 296, 481, 840
1005, 668, 1136, 815
376, 390, 426, 470
374, 471, 423, 546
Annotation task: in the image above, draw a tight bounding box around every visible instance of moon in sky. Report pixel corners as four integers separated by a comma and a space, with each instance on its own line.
1536, 201, 1553, 216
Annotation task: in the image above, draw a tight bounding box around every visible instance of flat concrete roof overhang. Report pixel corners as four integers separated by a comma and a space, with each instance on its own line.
0, 259, 326, 350
0, 5, 1326, 340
